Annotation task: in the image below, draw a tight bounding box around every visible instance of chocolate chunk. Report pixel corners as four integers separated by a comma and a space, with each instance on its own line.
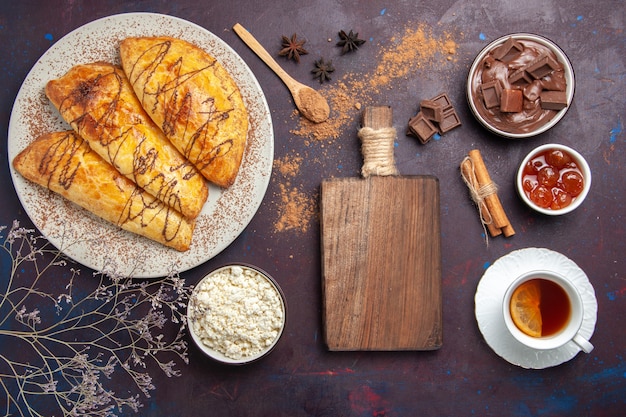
438, 107, 461, 133
492, 37, 524, 62
480, 80, 503, 109
526, 54, 560, 79
430, 92, 452, 109
409, 92, 460, 139
407, 112, 438, 144
500, 89, 523, 113
419, 99, 444, 122
508, 68, 532, 86
540, 70, 567, 91
540, 91, 568, 110
523, 80, 543, 101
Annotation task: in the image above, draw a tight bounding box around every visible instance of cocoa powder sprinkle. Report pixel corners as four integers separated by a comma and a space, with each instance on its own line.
272, 154, 315, 234
291, 23, 459, 141
273, 23, 459, 235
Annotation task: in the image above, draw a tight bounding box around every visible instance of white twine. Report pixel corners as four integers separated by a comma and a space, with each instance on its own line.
357, 126, 399, 178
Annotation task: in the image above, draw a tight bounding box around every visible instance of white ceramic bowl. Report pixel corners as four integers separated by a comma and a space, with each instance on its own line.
187, 264, 286, 365
516, 144, 591, 215
467, 33, 575, 138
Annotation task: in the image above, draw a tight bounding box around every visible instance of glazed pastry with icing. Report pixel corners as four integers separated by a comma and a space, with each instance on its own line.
45, 62, 208, 219
12, 131, 194, 252
119, 37, 248, 188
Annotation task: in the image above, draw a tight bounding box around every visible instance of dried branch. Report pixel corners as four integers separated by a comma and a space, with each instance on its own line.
0, 221, 191, 416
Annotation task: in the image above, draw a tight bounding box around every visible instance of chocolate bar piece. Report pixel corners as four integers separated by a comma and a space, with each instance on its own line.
500, 89, 523, 113
419, 99, 444, 122
508, 68, 532, 86
407, 92, 460, 141
523, 80, 543, 101
430, 92, 452, 109
540, 90, 568, 110
480, 80, 503, 109
438, 107, 461, 133
492, 37, 524, 62
407, 112, 438, 144
526, 54, 560, 79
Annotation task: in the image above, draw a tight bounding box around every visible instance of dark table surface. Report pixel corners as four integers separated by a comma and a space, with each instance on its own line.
1, 1, 624, 416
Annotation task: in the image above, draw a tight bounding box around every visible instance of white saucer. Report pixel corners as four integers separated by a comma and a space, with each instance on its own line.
475, 247, 597, 369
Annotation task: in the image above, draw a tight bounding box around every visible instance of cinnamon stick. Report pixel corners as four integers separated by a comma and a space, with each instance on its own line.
461, 158, 502, 237
467, 149, 515, 237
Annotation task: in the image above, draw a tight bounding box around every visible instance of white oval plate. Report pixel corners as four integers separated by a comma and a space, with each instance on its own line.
7, 13, 273, 278
475, 247, 597, 369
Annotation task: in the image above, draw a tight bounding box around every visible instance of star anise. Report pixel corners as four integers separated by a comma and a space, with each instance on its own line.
311, 58, 335, 83
279, 33, 308, 63
337, 29, 366, 54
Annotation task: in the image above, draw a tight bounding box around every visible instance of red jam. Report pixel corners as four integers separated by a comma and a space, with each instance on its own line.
521, 148, 584, 210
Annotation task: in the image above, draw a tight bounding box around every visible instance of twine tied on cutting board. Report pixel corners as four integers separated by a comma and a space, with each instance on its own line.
357, 126, 399, 178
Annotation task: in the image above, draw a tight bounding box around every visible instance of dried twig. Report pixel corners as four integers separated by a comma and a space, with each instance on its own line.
0, 221, 191, 416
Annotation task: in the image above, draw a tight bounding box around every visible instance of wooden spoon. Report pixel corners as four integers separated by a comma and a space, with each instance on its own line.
233, 23, 330, 123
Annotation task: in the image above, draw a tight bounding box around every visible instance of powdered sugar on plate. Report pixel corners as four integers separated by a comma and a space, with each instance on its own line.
8, 13, 273, 278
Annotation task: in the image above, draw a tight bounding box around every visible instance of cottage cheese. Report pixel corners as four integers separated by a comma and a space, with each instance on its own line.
189, 266, 285, 360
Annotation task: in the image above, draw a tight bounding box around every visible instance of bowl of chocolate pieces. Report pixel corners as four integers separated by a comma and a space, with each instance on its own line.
467, 33, 574, 138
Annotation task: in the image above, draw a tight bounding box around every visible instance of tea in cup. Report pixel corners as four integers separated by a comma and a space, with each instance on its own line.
502, 270, 593, 353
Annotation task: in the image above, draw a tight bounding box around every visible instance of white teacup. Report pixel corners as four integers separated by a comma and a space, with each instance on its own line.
502, 270, 593, 353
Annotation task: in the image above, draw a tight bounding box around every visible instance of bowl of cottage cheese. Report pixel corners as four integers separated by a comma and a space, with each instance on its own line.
187, 264, 286, 364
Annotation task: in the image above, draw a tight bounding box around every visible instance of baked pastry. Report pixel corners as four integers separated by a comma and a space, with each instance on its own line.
119, 37, 248, 188
45, 62, 208, 219
12, 131, 194, 252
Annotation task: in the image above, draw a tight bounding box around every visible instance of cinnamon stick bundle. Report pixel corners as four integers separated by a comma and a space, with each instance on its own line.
460, 149, 515, 238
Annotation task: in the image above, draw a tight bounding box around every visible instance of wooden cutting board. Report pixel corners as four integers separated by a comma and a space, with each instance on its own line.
320, 107, 442, 351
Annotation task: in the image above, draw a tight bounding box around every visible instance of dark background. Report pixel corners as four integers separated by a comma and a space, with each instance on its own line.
1, 0, 624, 416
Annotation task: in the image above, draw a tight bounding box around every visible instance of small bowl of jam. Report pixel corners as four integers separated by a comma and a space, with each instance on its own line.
516, 144, 591, 215
467, 33, 575, 138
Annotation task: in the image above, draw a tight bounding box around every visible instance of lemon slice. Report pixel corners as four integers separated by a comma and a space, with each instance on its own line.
510, 280, 542, 338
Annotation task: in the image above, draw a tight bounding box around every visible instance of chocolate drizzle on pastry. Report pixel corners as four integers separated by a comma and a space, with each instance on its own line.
120, 37, 248, 188
13, 131, 194, 251
46, 62, 208, 219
